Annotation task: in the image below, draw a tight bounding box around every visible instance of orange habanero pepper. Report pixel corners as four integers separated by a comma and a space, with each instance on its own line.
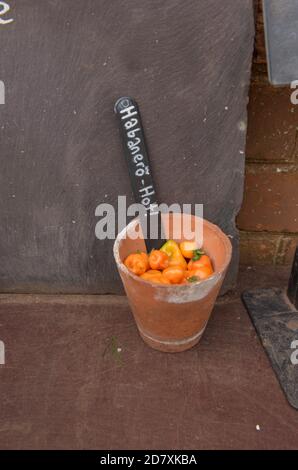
149, 250, 169, 271
124, 252, 149, 276
188, 254, 213, 272
179, 241, 199, 259
162, 266, 185, 285
141, 270, 171, 285
186, 265, 213, 281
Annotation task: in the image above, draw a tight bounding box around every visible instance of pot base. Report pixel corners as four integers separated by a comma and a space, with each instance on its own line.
138, 323, 207, 353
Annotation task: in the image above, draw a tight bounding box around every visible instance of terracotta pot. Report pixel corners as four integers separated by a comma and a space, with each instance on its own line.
113, 213, 232, 353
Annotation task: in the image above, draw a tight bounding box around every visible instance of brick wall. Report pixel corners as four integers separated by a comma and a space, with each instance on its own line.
238, 0, 298, 265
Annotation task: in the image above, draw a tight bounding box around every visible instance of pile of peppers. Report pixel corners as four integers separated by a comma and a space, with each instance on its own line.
124, 240, 214, 285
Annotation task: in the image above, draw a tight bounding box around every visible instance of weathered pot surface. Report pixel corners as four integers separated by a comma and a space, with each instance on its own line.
113, 213, 232, 353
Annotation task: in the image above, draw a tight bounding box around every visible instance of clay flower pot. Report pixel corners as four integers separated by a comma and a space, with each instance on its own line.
113, 213, 232, 353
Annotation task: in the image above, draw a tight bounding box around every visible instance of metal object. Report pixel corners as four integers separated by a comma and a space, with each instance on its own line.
242, 246, 298, 409
263, 0, 298, 85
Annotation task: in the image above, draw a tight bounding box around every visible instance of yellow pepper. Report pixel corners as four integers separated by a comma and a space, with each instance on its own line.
160, 240, 187, 269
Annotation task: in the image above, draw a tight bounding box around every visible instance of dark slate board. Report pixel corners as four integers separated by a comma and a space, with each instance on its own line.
243, 288, 298, 410
0, 0, 254, 294
263, 0, 298, 85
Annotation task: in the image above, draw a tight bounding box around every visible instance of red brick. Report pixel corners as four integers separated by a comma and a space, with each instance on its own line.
240, 230, 298, 265
237, 164, 298, 233
246, 84, 298, 163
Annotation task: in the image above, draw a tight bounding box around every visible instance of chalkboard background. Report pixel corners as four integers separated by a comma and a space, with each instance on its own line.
0, 0, 254, 294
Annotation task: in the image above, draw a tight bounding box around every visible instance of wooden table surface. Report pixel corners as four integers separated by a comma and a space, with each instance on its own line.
0, 265, 297, 450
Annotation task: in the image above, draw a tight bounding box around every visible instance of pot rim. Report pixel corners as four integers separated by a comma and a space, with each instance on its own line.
113, 214, 232, 289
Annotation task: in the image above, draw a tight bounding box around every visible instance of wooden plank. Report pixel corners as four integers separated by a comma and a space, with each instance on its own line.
1, 267, 298, 449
